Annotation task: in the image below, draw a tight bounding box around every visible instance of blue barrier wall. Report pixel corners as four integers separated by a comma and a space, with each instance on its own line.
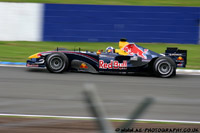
43, 4, 200, 44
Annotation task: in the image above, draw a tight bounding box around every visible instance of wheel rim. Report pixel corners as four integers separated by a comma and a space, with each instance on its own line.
49, 57, 63, 70
157, 62, 171, 75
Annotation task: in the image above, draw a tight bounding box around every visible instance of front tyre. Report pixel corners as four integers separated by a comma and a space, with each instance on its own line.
46, 52, 68, 73
153, 57, 176, 78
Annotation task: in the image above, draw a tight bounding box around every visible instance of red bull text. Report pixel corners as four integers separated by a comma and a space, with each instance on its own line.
99, 60, 127, 69
122, 44, 148, 59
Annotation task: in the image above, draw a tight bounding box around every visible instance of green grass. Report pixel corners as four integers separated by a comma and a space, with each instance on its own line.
0, 41, 200, 69
0, 0, 200, 7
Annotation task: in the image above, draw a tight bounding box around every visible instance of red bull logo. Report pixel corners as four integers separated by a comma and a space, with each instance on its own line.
99, 60, 127, 69
122, 44, 148, 59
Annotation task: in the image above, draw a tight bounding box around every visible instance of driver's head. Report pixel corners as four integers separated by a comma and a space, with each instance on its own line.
106, 46, 115, 53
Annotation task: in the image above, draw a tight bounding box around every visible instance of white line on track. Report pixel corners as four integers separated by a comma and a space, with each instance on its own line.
0, 114, 199, 124
177, 73, 200, 75
177, 69, 200, 73
0, 64, 26, 67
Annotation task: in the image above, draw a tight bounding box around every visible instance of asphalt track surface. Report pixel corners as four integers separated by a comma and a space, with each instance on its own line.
0, 66, 200, 121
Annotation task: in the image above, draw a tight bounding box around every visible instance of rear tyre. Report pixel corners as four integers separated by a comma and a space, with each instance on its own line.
153, 56, 176, 78
46, 52, 68, 73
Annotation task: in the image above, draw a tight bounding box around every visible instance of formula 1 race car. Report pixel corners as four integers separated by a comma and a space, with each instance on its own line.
26, 39, 187, 78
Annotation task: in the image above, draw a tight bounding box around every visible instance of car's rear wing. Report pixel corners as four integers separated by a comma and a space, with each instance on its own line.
165, 47, 187, 68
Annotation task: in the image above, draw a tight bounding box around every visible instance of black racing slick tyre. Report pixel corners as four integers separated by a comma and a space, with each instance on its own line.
153, 56, 176, 78
46, 52, 69, 73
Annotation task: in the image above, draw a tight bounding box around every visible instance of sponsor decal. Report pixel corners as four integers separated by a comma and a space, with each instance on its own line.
176, 56, 184, 63
122, 44, 148, 59
80, 63, 88, 69
177, 56, 184, 61
177, 63, 183, 67
169, 53, 183, 56
142, 59, 151, 62
99, 60, 127, 69
26, 64, 39, 67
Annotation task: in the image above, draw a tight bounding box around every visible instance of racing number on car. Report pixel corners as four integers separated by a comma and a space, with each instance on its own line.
99, 60, 127, 69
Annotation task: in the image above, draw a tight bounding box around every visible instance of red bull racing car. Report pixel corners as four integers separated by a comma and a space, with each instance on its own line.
27, 39, 187, 78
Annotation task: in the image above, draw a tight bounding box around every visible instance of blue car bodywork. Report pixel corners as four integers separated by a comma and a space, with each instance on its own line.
27, 43, 187, 77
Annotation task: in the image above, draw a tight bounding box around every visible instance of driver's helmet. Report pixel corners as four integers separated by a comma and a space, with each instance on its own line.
106, 46, 115, 53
